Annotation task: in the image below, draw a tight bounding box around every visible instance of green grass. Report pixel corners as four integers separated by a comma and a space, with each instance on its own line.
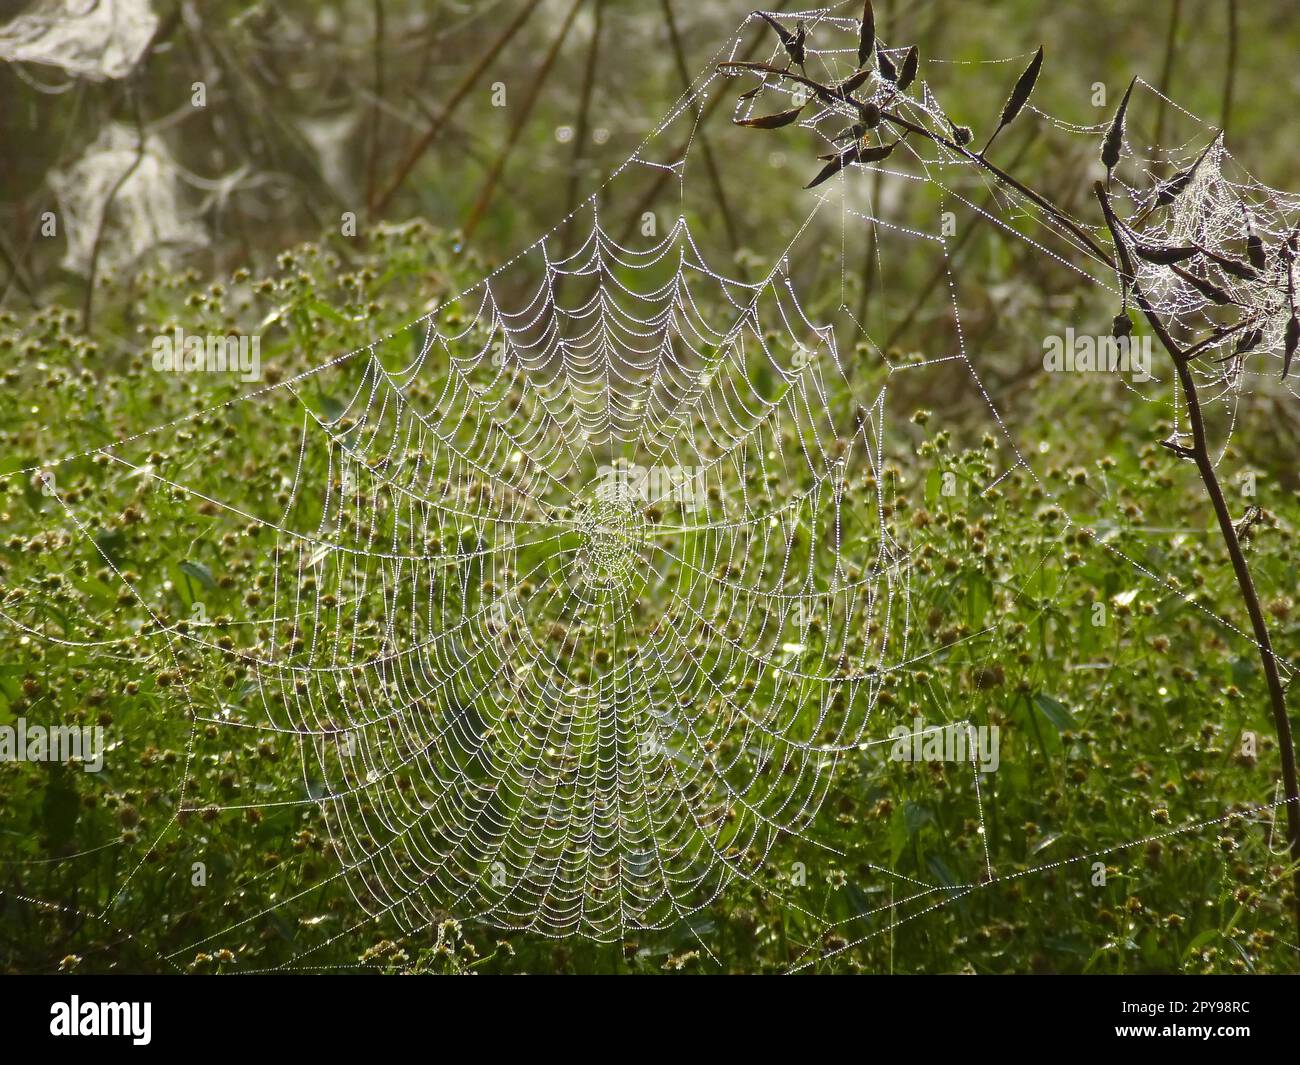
1, 220, 1297, 973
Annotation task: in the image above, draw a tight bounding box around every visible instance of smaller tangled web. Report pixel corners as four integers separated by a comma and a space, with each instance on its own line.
0, 0, 158, 81
718, 7, 1300, 433
47, 123, 210, 277
1107, 136, 1300, 404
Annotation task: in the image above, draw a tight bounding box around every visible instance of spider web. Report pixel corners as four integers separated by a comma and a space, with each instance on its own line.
6, 2, 1300, 970
710, 4, 1300, 968
243, 210, 907, 942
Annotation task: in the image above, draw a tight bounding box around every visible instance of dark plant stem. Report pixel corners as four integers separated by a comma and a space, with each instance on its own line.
1096, 183, 1300, 934
617, 0, 793, 245
724, 53, 1300, 934
880, 108, 1113, 265
725, 51, 1300, 936
84, 93, 146, 332
718, 61, 1114, 264
0, 229, 38, 307
1164, 317, 1300, 933
662, 0, 741, 254
1222, 0, 1239, 134
82, 9, 179, 330
559, 0, 604, 266
856, 0, 897, 339
882, 128, 1040, 350
1153, 0, 1183, 154
364, 0, 387, 216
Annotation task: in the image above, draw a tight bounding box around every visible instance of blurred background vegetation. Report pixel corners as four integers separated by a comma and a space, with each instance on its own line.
3, 0, 1298, 284
2, 0, 1300, 974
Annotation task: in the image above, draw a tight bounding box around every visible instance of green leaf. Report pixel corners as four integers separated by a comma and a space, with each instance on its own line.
317, 392, 346, 423
1231, 656, 1255, 686
179, 560, 217, 590
1183, 928, 1220, 957
967, 573, 992, 626
889, 805, 909, 865
925, 467, 941, 505
94, 529, 127, 565
42, 764, 80, 850
889, 801, 931, 865
1033, 693, 1078, 733
305, 298, 354, 326
926, 853, 958, 888
1030, 830, 1063, 855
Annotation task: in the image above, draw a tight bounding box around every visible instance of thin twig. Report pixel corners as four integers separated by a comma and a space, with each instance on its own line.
364, 0, 387, 215
724, 42, 1300, 938
372, 0, 544, 217
1153, 0, 1184, 157
617, 0, 792, 245
717, 59, 1115, 267
882, 128, 1040, 351
1221, 0, 1239, 135
462, 0, 584, 242
558, 0, 605, 268
83, 92, 146, 332
0, 228, 38, 307
79, 3, 180, 330
661, 0, 741, 253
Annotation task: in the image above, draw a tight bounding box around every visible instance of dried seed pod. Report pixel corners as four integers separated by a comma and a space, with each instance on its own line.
1246, 233, 1266, 269
1241, 205, 1266, 270
806, 139, 899, 188
816, 140, 895, 162
855, 140, 900, 163
854, 99, 882, 128
834, 123, 867, 143
1154, 139, 1216, 207
1112, 311, 1133, 339
951, 124, 973, 146
1132, 243, 1199, 265
1222, 260, 1260, 282
756, 11, 806, 69
1101, 77, 1136, 179
791, 21, 807, 67
808, 151, 854, 187
1285, 314, 1299, 378
984, 46, 1043, 152
1094, 182, 1135, 283
1001, 47, 1044, 124
1233, 326, 1263, 355
1215, 326, 1263, 363
1198, 247, 1260, 282
1155, 170, 1194, 207
809, 82, 842, 107
897, 46, 919, 91
858, 1, 875, 69
877, 49, 897, 82
1170, 264, 1233, 305
734, 105, 806, 129
835, 68, 873, 97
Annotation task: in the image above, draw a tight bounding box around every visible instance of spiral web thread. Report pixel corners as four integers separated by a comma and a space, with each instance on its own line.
253, 210, 908, 943
8, 2, 1300, 968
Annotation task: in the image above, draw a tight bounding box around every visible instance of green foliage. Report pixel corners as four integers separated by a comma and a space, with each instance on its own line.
0, 221, 1297, 973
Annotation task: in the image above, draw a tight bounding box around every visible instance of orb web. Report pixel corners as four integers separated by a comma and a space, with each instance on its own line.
261, 209, 908, 940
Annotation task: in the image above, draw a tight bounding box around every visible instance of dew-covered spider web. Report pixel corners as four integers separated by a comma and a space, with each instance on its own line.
7, 1, 1300, 970
221, 211, 908, 943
